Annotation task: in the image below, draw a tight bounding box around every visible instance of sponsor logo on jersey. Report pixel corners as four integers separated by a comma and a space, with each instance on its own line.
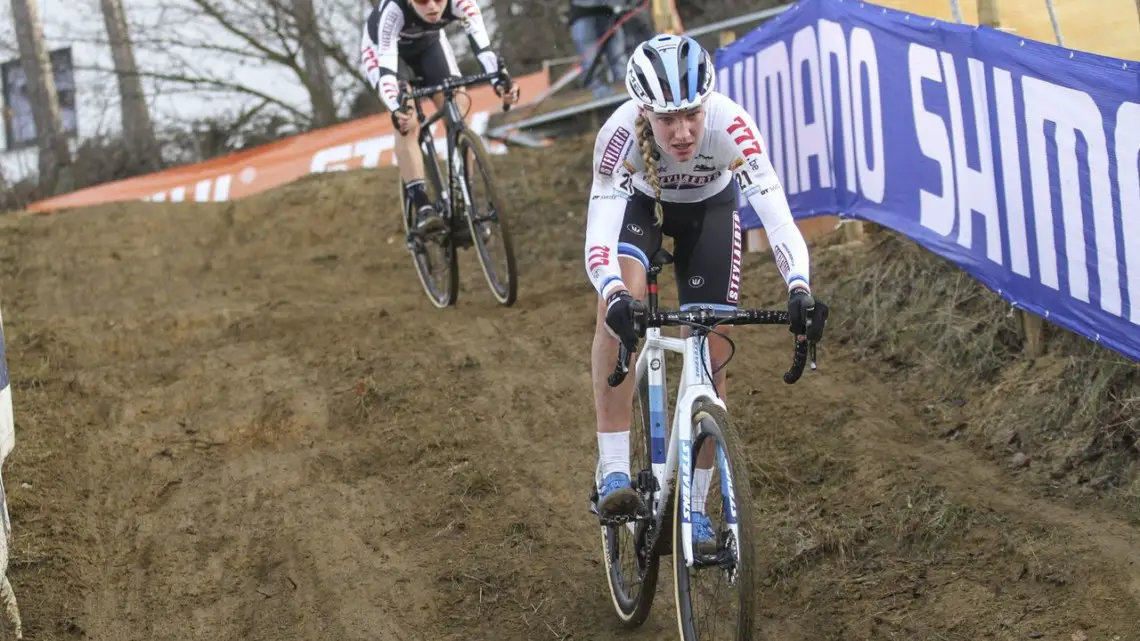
773, 243, 791, 281
726, 115, 763, 157
588, 245, 611, 272
729, 158, 744, 171
379, 8, 400, 50
598, 127, 631, 175
728, 212, 742, 303
659, 171, 723, 189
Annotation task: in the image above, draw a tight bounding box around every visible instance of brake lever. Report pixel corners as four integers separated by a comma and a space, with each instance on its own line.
496, 55, 514, 113
607, 343, 631, 387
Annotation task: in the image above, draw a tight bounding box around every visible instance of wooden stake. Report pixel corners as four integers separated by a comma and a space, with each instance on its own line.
977, 0, 1000, 27
977, 0, 1046, 358
651, 0, 684, 35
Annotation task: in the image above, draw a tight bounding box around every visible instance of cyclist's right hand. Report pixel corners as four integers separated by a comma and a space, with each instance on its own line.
604, 290, 645, 352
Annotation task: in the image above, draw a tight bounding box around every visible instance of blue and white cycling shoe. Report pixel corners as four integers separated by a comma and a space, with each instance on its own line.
596, 471, 643, 520
691, 510, 718, 555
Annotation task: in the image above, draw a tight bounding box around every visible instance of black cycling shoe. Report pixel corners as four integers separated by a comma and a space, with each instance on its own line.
414, 204, 445, 235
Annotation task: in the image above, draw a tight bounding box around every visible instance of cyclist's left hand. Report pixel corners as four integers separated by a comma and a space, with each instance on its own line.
788, 287, 828, 342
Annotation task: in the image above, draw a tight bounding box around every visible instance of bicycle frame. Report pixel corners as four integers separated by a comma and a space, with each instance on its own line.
633, 318, 739, 569
399, 66, 509, 227
410, 87, 470, 221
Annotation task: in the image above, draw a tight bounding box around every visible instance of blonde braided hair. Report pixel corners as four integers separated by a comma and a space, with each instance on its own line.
634, 112, 664, 226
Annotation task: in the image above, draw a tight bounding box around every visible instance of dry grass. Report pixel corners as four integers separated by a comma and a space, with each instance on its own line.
816, 229, 1140, 514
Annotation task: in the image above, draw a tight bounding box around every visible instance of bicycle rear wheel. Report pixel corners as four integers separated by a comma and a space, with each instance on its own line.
455, 128, 518, 306
599, 372, 662, 628
673, 400, 757, 641
402, 134, 458, 308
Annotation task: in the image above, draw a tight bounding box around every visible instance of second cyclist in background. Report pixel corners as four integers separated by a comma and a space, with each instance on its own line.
360, 0, 521, 235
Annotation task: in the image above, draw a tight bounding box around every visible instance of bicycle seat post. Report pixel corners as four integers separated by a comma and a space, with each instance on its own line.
646, 262, 660, 313
645, 248, 673, 313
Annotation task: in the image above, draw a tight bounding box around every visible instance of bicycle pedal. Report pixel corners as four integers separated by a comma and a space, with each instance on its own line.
598, 513, 635, 527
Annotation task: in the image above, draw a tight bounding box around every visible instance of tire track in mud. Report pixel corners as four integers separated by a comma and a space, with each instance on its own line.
355, 296, 681, 641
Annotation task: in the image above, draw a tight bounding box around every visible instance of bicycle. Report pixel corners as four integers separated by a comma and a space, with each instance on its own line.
588, 247, 824, 640
395, 60, 519, 308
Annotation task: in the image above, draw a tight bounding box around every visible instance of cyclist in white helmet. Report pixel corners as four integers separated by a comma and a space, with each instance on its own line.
584, 34, 828, 547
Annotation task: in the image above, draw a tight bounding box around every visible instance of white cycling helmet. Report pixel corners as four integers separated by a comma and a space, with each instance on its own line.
625, 34, 716, 114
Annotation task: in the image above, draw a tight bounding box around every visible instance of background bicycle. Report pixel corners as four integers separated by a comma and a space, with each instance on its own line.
395, 64, 520, 309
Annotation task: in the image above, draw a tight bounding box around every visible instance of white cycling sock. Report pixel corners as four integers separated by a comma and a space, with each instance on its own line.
597, 430, 630, 483
692, 467, 714, 515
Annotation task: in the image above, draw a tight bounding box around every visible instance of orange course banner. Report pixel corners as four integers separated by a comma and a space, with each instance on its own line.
27, 71, 551, 214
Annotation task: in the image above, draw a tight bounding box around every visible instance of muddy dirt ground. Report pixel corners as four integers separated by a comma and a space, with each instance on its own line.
0, 138, 1136, 641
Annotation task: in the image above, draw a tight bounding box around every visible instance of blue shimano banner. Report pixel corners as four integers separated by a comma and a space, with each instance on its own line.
715, 0, 1140, 363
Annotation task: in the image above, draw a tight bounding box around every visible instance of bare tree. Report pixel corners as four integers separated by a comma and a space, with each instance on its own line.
9, 0, 72, 193
114, 0, 360, 130
292, 0, 337, 127
100, 0, 162, 172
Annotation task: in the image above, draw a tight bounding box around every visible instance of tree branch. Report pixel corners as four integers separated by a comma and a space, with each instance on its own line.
72, 62, 311, 123
180, 0, 297, 69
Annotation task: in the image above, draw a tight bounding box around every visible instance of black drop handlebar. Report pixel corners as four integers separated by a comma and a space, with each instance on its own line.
396, 55, 515, 115
605, 307, 819, 389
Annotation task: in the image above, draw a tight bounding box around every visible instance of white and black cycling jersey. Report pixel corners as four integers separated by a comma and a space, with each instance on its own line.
584, 93, 812, 300
361, 0, 498, 112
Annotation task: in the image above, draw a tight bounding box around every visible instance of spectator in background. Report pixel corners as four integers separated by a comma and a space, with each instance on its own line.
619, 2, 655, 51
566, 0, 630, 97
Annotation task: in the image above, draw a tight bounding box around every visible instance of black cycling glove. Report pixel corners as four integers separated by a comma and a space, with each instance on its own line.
604, 290, 645, 352
788, 287, 828, 342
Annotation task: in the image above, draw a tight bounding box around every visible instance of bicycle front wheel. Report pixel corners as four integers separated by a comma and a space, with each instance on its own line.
673, 400, 757, 641
455, 128, 518, 306
402, 134, 458, 308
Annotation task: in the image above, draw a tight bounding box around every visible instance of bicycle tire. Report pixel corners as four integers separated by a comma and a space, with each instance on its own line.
672, 400, 757, 641
600, 373, 662, 627
455, 128, 518, 306
402, 134, 458, 308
